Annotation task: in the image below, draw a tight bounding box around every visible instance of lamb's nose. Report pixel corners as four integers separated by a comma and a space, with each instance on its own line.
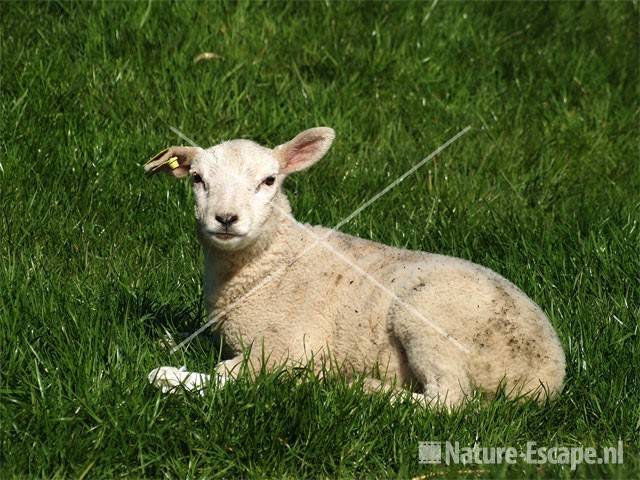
215, 213, 239, 227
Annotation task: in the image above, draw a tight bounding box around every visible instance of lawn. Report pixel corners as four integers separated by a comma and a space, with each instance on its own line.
1, 1, 638, 478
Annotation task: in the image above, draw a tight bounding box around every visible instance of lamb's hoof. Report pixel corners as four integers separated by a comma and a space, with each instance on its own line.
147, 366, 209, 394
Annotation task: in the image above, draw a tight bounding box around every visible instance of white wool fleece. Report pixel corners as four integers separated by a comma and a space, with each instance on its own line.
144, 127, 566, 408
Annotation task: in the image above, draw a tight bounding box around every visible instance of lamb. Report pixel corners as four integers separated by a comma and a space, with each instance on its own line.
144, 127, 566, 408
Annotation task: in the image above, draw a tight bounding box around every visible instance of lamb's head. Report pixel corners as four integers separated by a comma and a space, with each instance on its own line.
145, 127, 335, 252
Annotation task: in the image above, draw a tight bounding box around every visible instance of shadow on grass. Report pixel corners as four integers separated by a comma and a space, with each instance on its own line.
115, 292, 229, 357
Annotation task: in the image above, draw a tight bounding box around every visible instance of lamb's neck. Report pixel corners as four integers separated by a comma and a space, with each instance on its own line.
203, 210, 303, 312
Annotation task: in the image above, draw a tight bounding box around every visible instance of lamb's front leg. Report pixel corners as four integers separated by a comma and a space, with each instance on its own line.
212, 354, 245, 383
148, 355, 244, 394
147, 365, 235, 393
148, 366, 213, 394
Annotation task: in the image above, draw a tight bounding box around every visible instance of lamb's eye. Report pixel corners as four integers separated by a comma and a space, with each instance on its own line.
263, 176, 276, 186
192, 173, 203, 184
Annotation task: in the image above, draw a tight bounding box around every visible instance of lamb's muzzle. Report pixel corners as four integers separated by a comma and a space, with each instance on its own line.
145, 126, 566, 408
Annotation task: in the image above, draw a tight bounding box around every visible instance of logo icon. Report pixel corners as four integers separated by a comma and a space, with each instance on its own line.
419, 442, 442, 464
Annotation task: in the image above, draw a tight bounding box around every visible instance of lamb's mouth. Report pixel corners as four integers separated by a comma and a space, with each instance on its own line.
213, 232, 244, 241
202, 227, 247, 242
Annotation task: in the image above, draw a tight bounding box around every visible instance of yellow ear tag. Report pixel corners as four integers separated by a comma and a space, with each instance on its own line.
167, 156, 179, 170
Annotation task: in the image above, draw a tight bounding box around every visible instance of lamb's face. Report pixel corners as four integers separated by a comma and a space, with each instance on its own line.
189, 140, 282, 252
144, 127, 335, 253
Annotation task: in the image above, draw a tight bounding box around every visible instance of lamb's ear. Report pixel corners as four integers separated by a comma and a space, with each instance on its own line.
274, 127, 335, 174
144, 146, 202, 178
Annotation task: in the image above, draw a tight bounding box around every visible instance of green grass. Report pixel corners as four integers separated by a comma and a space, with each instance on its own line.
1, 0, 638, 477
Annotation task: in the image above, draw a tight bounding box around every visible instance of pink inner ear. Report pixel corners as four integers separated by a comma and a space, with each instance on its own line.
287, 138, 323, 167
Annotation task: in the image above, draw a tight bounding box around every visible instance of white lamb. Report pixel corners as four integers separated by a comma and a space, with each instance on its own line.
144, 127, 566, 408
